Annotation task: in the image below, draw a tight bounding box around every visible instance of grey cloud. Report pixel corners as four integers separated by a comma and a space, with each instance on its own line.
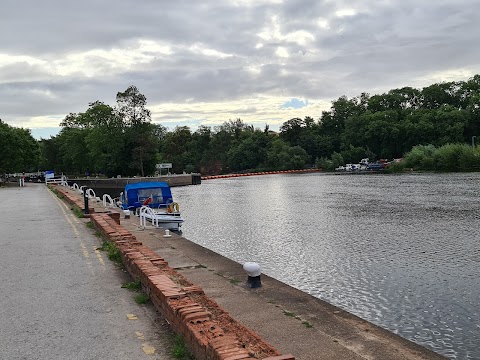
2, 0, 480, 133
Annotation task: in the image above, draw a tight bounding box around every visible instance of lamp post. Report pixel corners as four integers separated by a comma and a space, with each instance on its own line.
472, 136, 477, 149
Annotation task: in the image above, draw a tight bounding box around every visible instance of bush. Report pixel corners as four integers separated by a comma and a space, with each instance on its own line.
401, 143, 480, 172
433, 143, 475, 171
315, 157, 332, 170
403, 144, 436, 170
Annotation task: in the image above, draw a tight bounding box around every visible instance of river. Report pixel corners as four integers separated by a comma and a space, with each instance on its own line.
171, 172, 480, 359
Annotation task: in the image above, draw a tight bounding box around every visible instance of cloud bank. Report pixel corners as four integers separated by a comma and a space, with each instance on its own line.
1, 0, 479, 138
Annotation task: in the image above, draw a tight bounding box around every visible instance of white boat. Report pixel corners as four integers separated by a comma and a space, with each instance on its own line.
139, 205, 184, 231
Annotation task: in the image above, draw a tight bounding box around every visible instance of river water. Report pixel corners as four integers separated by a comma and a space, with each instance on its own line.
171, 172, 480, 359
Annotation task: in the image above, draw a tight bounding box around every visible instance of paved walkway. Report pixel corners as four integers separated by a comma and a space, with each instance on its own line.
0, 184, 175, 360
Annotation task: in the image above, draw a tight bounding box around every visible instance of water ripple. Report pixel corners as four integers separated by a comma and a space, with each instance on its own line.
174, 173, 480, 359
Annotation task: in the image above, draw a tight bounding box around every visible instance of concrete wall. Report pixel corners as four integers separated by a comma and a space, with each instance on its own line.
67, 174, 201, 191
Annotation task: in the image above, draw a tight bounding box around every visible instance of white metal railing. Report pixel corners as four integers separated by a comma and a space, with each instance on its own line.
71, 183, 80, 191
45, 175, 68, 186
84, 188, 101, 202
102, 194, 116, 208
139, 206, 158, 228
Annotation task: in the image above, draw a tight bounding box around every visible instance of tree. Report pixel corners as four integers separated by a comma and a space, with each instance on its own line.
115, 86, 151, 126
160, 126, 193, 174
57, 127, 90, 174
280, 118, 305, 146
227, 131, 269, 171
0, 120, 39, 173
266, 138, 308, 170
115, 86, 157, 176
83, 102, 125, 176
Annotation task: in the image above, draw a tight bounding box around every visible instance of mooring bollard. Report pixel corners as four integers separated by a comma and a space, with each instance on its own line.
243, 262, 262, 288
163, 229, 172, 238
123, 209, 130, 219
83, 191, 89, 214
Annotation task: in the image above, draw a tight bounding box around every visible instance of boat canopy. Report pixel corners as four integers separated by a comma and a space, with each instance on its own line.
122, 182, 173, 210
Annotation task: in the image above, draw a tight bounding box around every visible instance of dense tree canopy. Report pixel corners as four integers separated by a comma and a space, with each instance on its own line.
3, 75, 480, 176
0, 119, 39, 174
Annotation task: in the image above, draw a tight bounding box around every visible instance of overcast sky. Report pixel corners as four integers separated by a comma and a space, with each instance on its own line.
1, 0, 480, 139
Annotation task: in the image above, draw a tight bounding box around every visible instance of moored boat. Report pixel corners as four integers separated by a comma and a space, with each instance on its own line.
119, 181, 184, 230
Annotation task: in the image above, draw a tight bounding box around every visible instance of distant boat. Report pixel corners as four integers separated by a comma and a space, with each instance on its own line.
119, 181, 184, 231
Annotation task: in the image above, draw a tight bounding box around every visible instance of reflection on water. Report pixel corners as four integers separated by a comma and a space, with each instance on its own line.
172, 173, 480, 359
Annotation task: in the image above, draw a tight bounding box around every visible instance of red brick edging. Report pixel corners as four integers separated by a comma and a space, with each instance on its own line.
50, 185, 95, 214
52, 185, 295, 360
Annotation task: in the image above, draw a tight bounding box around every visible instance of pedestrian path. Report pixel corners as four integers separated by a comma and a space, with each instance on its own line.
0, 184, 175, 360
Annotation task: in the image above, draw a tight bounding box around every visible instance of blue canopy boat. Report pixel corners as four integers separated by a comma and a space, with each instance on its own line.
119, 181, 184, 230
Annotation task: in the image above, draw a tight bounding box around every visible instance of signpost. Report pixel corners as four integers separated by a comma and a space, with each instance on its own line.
156, 163, 172, 176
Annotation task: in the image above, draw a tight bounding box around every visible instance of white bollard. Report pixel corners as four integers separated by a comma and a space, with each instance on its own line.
243, 262, 262, 288
163, 229, 172, 238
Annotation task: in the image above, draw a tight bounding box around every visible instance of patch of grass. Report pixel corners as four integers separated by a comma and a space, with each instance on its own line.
98, 241, 122, 264
229, 278, 241, 285
134, 292, 150, 304
283, 310, 296, 317
50, 187, 64, 199
122, 280, 142, 290
302, 321, 313, 328
85, 222, 94, 229
170, 335, 194, 359
71, 205, 84, 218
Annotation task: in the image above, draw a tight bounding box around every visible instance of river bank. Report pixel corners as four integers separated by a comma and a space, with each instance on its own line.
51, 182, 446, 360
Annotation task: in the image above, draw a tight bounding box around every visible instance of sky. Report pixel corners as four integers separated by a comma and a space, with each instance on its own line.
1, 0, 480, 139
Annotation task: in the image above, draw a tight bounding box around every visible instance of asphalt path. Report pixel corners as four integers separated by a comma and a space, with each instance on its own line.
0, 184, 174, 360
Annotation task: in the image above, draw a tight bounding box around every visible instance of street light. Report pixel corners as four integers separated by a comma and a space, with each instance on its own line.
472, 136, 477, 149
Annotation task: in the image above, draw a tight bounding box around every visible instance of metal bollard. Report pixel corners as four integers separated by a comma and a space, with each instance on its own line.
243, 262, 262, 288
84, 192, 89, 214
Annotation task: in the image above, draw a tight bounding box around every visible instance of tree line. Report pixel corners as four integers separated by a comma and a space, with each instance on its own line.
2, 75, 480, 176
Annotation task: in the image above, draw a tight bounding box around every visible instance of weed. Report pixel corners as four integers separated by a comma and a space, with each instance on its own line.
85, 222, 93, 229
302, 321, 313, 328
98, 241, 122, 264
229, 278, 241, 285
122, 280, 142, 290
134, 293, 150, 304
72, 205, 84, 218
283, 310, 296, 317
170, 335, 194, 359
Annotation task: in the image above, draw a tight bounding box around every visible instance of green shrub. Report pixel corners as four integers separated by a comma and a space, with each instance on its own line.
403, 144, 436, 170
433, 143, 475, 171
401, 143, 480, 172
